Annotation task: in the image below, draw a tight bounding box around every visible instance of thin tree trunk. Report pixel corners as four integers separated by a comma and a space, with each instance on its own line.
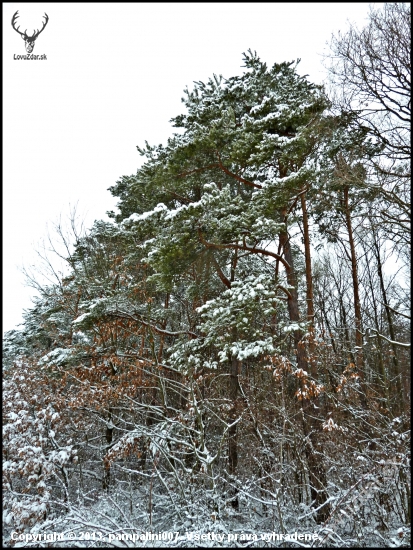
338, 295, 354, 365
103, 408, 113, 491
227, 256, 240, 509
228, 354, 240, 509
343, 186, 363, 368
371, 226, 402, 402
342, 186, 372, 412
363, 242, 388, 405
157, 293, 170, 362
301, 402, 331, 523
228, 357, 239, 474
320, 299, 337, 354
301, 191, 316, 377
300, 192, 314, 326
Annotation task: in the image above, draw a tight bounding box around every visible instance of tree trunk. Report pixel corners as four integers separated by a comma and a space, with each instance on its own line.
157, 293, 170, 362
300, 192, 315, 326
371, 226, 402, 403
103, 409, 113, 491
342, 186, 371, 411
301, 191, 317, 377
279, 219, 307, 372
363, 240, 388, 405
228, 353, 240, 509
301, 401, 331, 523
343, 186, 363, 368
227, 258, 240, 509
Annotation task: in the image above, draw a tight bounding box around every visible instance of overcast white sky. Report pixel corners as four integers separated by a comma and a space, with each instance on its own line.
3, 2, 377, 334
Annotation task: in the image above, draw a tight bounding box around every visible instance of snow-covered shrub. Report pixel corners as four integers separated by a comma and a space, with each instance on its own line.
3, 359, 76, 535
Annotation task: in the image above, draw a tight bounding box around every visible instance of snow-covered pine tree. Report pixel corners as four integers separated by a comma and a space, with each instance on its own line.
108, 50, 333, 515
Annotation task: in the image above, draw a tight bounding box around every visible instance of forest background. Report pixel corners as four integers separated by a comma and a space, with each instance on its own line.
3, 3, 410, 548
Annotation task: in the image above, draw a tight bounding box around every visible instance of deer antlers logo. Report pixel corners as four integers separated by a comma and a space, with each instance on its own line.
12, 11, 49, 53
